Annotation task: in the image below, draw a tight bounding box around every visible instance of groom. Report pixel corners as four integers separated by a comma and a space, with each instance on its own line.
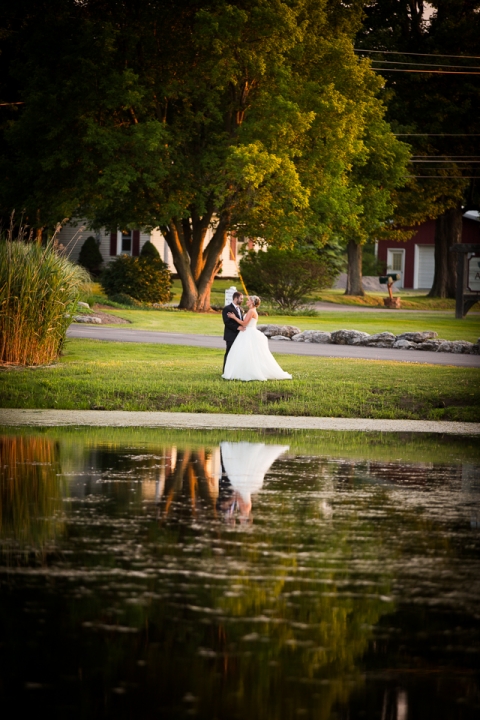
222, 291, 244, 370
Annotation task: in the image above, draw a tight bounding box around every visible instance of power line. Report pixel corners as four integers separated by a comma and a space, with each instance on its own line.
372, 67, 480, 74
355, 49, 480, 60
370, 59, 480, 70
404, 176, 479, 179
410, 160, 480, 163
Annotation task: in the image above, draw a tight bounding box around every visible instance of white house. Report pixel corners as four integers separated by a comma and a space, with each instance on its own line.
57, 222, 240, 278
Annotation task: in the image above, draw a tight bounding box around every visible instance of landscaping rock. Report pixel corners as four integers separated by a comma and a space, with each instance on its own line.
396, 331, 438, 343
258, 324, 301, 338
271, 335, 292, 341
77, 301, 90, 309
393, 338, 415, 350
437, 340, 476, 354
363, 332, 396, 348
73, 315, 102, 324
330, 329, 370, 345
415, 339, 444, 352
291, 330, 331, 343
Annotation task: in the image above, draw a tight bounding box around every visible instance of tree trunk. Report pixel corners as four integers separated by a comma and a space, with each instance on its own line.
428, 203, 462, 298
345, 239, 365, 296
162, 209, 228, 311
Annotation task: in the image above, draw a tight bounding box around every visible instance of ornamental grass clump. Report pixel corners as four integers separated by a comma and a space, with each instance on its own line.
0, 238, 89, 366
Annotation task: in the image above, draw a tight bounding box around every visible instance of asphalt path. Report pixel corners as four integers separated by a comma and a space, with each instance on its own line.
67, 324, 480, 367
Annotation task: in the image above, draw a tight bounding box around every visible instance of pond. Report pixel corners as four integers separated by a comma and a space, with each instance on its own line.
0, 427, 479, 719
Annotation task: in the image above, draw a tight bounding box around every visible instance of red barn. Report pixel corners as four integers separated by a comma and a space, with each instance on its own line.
377, 211, 480, 289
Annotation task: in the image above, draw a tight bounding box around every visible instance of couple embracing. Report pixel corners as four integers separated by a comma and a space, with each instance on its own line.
222, 291, 292, 382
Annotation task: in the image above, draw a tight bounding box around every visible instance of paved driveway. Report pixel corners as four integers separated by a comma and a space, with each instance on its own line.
67, 325, 480, 368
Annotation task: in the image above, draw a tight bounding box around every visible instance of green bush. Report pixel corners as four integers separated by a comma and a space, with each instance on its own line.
78, 236, 103, 276
0, 238, 88, 365
239, 244, 342, 310
140, 241, 160, 259
108, 293, 144, 307
101, 254, 172, 304
362, 243, 386, 276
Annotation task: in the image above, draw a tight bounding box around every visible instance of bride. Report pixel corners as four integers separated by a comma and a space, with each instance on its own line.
222, 296, 292, 382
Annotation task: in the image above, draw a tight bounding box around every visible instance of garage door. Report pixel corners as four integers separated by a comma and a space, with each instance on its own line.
416, 245, 435, 289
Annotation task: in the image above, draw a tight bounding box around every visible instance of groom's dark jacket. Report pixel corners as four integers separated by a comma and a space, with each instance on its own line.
222, 303, 243, 344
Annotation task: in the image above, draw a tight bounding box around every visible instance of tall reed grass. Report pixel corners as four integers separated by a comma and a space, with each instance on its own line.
0, 434, 65, 555
0, 231, 89, 365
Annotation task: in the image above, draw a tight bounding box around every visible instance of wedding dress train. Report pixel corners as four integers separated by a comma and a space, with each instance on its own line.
222, 318, 292, 381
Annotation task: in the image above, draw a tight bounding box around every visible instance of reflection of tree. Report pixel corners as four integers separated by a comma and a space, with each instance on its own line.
0, 435, 65, 555
1, 435, 475, 719
158, 448, 220, 520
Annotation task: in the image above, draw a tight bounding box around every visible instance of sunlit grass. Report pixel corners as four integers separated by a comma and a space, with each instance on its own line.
1, 339, 479, 422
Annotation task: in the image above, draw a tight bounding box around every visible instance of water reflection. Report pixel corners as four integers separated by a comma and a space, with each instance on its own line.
0, 430, 479, 719
0, 435, 64, 554
219, 443, 289, 521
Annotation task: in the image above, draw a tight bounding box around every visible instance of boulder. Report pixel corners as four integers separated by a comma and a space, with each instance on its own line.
437, 340, 475, 354
258, 324, 301, 338
77, 301, 90, 309
73, 315, 102, 324
393, 338, 415, 350
330, 329, 370, 345
292, 330, 331, 344
415, 339, 444, 352
363, 332, 396, 348
396, 331, 438, 343
271, 335, 292, 341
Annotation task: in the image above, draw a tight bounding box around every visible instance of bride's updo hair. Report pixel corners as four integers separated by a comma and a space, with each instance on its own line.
249, 295, 261, 308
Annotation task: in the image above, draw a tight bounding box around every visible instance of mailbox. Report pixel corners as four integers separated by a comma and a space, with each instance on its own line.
379, 273, 401, 284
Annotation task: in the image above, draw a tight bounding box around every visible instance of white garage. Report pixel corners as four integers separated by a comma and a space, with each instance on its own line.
414, 245, 435, 289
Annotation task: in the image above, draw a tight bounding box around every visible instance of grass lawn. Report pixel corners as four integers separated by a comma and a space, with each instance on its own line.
1, 339, 479, 422
82, 281, 480, 342
98, 307, 480, 343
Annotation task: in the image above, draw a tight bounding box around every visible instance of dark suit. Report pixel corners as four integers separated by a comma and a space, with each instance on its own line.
222, 302, 243, 370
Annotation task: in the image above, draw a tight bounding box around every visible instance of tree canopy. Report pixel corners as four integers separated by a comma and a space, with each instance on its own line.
0, 0, 409, 309
356, 0, 480, 297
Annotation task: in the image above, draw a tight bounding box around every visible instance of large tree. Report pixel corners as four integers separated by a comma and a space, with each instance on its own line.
356, 0, 480, 298
0, 0, 408, 309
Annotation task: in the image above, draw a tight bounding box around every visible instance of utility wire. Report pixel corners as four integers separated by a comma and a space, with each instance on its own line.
369, 59, 480, 70
372, 68, 480, 74
355, 49, 480, 60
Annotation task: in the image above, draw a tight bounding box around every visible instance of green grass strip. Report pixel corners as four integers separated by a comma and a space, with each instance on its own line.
1, 339, 479, 422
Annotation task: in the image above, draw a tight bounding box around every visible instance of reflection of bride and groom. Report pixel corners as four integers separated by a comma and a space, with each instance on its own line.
222, 291, 291, 381
157, 442, 289, 523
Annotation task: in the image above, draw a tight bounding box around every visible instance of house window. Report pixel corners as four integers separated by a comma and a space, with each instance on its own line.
121, 230, 132, 255
391, 252, 403, 272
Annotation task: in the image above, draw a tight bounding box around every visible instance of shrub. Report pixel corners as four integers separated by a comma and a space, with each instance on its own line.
0, 238, 89, 365
140, 241, 160, 259
78, 236, 103, 276
239, 244, 342, 310
101, 254, 172, 303
108, 292, 144, 307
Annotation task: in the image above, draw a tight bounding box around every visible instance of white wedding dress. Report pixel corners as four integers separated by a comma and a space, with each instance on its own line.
222, 317, 292, 381
220, 443, 290, 502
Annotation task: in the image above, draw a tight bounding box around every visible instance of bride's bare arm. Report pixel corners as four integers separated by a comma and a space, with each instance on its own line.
227, 309, 254, 327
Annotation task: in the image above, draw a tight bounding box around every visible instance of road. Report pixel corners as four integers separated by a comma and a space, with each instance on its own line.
67, 325, 480, 367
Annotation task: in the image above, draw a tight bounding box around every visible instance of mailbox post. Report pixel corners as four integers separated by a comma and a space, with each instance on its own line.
450, 244, 480, 318
379, 273, 401, 308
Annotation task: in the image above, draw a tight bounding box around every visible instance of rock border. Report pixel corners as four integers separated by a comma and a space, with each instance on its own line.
257, 325, 479, 355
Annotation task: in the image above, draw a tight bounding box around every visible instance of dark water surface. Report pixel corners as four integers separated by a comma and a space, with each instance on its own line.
0, 427, 479, 719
